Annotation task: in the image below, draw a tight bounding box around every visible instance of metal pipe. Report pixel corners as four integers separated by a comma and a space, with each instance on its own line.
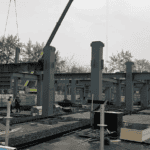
46, 0, 74, 47
100, 104, 104, 150
5, 99, 11, 146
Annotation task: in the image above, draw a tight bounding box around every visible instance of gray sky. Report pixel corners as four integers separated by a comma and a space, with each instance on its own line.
1, 0, 150, 68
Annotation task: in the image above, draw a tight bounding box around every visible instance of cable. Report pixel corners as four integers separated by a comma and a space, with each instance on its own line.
4, 0, 12, 40
14, 0, 19, 43
106, 0, 109, 63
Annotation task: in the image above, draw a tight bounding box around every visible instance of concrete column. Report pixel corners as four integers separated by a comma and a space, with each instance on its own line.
84, 85, 89, 98
140, 82, 148, 108
64, 82, 67, 100
125, 62, 134, 112
115, 79, 121, 107
42, 46, 55, 116
13, 47, 20, 99
37, 74, 43, 106
105, 88, 109, 101
90, 41, 104, 101
148, 88, 150, 105
112, 84, 116, 103
68, 87, 70, 95
84, 84, 86, 98
79, 88, 84, 104
71, 79, 76, 103
124, 87, 126, 105
108, 87, 111, 103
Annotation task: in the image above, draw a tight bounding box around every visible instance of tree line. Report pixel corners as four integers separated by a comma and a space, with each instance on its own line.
0, 34, 150, 74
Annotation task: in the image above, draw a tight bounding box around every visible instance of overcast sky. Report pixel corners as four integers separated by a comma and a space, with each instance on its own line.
1, 0, 150, 68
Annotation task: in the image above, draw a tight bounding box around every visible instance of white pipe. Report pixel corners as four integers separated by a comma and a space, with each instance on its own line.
100, 104, 104, 150
100, 104, 105, 150
5, 99, 11, 146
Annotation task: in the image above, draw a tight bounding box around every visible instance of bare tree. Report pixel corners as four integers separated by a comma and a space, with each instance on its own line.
0, 35, 23, 64
106, 49, 133, 73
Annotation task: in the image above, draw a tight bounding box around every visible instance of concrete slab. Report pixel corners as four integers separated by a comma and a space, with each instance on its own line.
139, 109, 150, 114
123, 114, 150, 124
21, 132, 150, 150
61, 112, 90, 119
0, 117, 91, 147
0, 107, 150, 147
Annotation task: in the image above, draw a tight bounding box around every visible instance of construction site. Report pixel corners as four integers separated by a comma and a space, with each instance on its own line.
1, 0, 150, 150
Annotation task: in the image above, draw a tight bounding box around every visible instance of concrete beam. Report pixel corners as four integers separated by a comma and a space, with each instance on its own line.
133, 73, 150, 80
0, 62, 42, 72
102, 78, 118, 83
0, 72, 38, 80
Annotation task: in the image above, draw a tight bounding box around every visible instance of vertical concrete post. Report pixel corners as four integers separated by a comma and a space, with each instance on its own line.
79, 88, 84, 104
37, 74, 43, 106
91, 41, 104, 101
84, 85, 89, 98
84, 84, 86, 98
140, 82, 148, 108
71, 79, 76, 103
124, 87, 126, 105
64, 81, 67, 100
105, 87, 110, 102
112, 84, 116, 103
105, 88, 108, 101
148, 88, 150, 105
13, 47, 20, 99
42, 46, 55, 116
108, 87, 111, 103
125, 62, 134, 113
115, 79, 121, 107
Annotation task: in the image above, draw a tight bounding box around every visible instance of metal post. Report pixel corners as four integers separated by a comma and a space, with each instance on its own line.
97, 100, 107, 150
5, 99, 12, 146
100, 104, 104, 150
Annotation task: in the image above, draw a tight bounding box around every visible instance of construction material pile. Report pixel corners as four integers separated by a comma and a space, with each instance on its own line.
76, 128, 117, 145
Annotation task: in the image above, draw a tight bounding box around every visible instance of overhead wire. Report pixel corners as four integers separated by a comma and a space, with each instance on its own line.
14, 0, 19, 45
4, 0, 12, 41
105, 0, 109, 72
